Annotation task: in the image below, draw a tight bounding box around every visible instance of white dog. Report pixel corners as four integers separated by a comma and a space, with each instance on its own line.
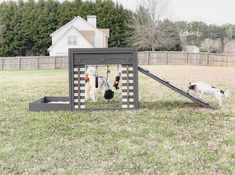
188, 82, 229, 106
85, 67, 114, 102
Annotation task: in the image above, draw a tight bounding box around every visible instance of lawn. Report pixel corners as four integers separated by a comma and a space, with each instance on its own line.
0, 65, 235, 174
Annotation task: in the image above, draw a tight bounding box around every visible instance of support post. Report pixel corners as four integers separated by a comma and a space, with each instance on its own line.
122, 65, 135, 109
18, 57, 21, 70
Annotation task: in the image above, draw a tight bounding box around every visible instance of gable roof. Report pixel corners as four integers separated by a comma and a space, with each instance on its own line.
50, 16, 109, 37
48, 25, 94, 51
80, 30, 95, 46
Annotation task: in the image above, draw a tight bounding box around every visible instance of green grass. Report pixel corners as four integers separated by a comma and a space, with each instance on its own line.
0, 66, 235, 174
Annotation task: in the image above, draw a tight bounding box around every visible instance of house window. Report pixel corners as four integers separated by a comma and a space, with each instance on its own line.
68, 36, 77, 45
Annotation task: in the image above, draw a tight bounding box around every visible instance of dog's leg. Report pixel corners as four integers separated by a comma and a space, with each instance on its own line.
90, 88, 98, 102
90, 89, 96, 102
214, 92, 222, 106
85, 83, 90, 101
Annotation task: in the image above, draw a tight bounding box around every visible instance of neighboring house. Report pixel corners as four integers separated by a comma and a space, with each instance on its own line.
183, 45, 200, 53
48, 15, 109, 56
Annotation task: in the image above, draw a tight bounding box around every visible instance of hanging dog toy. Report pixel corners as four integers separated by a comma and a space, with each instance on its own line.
106, 65, 111, 80
85, 66, 89, 83
95, 65, 99, 88
113, 65, 121, 90
85, 74, 89, 83
103, 65, 114, 101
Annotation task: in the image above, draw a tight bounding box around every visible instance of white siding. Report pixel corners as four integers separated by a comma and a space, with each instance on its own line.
50, 27, 94, 56
94, 32, 105, 48
52, 17, 106, 48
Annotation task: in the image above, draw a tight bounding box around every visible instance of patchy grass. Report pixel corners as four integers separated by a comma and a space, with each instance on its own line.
0, 66, 235, 174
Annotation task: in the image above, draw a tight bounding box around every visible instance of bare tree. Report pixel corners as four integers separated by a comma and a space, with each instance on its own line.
129, 0, 178, 51
224, 39, 235, 53
200, 38, 222, 53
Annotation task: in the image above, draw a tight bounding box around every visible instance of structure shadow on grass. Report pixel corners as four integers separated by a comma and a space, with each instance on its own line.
140, 100, 201, 110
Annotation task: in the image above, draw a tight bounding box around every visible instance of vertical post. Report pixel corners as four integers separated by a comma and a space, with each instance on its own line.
69, 50, 74, 111
36, 57, 39, 69
73, 66, 79, 110
79, 65, 86, 109
54, 57, 57, 69
2, 58, 5, 70
18, 57, 21, 70
126, 66, 130, 108
206, 53, 209, 66
121, 65, 135, 109
147, 51, 150, 65
166, 52, 169, 65
72, 65, 85, 110
186, 52, 189, 64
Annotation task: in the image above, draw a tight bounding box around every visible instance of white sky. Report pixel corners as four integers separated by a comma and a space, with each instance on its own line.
112, 0, 235, 25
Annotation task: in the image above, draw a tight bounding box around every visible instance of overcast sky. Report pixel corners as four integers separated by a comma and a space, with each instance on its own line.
112, 0, 235, 25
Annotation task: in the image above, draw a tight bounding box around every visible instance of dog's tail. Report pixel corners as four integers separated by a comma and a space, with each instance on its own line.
221, 90, 230, 98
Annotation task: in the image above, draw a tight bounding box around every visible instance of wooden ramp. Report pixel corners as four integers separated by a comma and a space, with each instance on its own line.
138, 66, 215, 109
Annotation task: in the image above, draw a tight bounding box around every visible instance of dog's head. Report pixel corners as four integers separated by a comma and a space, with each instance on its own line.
188, 82, 197, 92
104, 89, 114, 100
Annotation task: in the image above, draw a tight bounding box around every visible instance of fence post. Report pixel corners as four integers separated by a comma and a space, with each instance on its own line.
18, 57, 21, 70
186, 52, 189, 64
54, 57, 57, 69
36, 57, 39, 69
2, 58, 4, 70
206, 53, 209, 66
147, 51, 150, 65
166, 52, 169, 65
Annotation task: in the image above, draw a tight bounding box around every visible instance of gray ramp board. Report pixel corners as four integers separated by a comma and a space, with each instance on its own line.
138, 66, 215, 109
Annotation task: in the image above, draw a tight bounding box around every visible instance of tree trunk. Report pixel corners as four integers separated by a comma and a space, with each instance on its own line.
151, 46, 155, 51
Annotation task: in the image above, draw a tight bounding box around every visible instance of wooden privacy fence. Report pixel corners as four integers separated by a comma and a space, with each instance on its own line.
0, 52, 235, 70
138, 51, 235, 67
0, 56, 68, 70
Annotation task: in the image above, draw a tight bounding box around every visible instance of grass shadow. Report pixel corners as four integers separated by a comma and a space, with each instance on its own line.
140, 100, 203, 110
85, 93, 122, 109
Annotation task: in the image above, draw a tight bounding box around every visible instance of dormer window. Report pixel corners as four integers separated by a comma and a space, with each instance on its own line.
68, 36, 77, 45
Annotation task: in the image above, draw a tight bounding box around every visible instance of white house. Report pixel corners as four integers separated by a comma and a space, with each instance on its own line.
48, 15, 109, 56
183, 45, 200, 53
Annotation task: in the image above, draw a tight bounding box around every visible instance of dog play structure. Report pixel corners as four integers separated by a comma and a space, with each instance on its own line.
29, 48, 215, 111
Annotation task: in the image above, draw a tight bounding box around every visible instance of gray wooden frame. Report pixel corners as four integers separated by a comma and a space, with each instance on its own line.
29, 97, 70, 112
69, 48, 139, 111
29, 48, 215, 112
